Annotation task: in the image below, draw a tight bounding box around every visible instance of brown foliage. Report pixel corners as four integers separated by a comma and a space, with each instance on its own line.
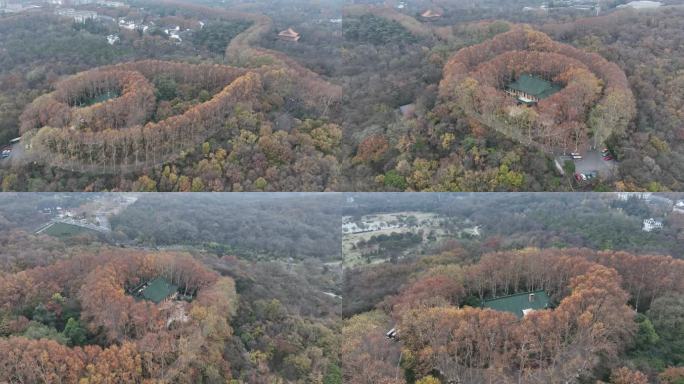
389, 247, 684, 383
0, 249, 238, 382
354, 134, 390, 164
610, 367, 650, 384
439, 26, 635, 151
398, 262, 635, 383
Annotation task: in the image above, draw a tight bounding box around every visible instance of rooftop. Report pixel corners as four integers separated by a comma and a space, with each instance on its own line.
421, 9, 442, 18
278, 28, 300, 38
136, 277, 178, 304
482, 290, 550, 318
507, 74, 561, 100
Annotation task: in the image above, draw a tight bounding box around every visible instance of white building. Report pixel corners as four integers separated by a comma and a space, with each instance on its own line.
96, 0, 124, 7
106, 34, 119, 45
616, 192, 650, 201
673, 201, 684, 214
342, 220, 402, 234
617, 1, 662, 9
642, 218, 663, 232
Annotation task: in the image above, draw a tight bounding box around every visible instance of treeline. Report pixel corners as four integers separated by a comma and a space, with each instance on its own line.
21, 70, 156, 133
110, 193, 343, 260
24, 61, 262, 172
344, 193, 684, 256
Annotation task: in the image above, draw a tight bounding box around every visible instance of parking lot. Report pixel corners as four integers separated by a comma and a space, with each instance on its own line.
573, 150, 617, 179
0, 139, 27, 168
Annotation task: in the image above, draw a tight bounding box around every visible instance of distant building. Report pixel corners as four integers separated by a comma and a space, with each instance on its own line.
505, 74, 561, 105
96, 0, 124, 7
133, 277, 178, 304
642, 218, 663, 232
164, 26, 182, 42
482, 290, 550, 318
55, 8, 97, 23
617, 1, 662, 9
277, 27, 300, 42
342, 220, 401, 234
420, 9, 442, 21
119, 19, 136, 30
106, 34, 119, 45
674, 200, 684, 214
398, 103, 416, 119
616, 192, 649, 201
4, 3, 40, 12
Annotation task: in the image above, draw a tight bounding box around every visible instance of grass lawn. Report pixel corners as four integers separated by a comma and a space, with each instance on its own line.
43, 222, 98, 238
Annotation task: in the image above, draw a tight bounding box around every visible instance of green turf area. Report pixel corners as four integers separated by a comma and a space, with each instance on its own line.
42, 222, 97, 238
135, 277, 178, 303
482, 290, 550, 318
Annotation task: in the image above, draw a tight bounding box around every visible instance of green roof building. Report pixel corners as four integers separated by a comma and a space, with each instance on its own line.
482, 290, 550, 318
136, 277, 178, 304
505, 74, 561, 104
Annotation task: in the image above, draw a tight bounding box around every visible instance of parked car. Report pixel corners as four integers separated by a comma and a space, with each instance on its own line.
1, 149, 10, 158
571, 152, 582, 159
603, 155, 613, 161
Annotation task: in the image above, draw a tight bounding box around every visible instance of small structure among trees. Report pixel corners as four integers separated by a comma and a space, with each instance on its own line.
482, 290, 550, 318
420, 9, 442, 21
277, 27, 300, 42
505, 74, 561, 105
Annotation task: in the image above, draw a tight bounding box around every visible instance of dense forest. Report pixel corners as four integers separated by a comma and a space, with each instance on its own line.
0, 193, 343, 383
110, 193, 342, 260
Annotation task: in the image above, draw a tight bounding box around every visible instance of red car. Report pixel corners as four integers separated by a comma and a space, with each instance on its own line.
603, 155, 613, 161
